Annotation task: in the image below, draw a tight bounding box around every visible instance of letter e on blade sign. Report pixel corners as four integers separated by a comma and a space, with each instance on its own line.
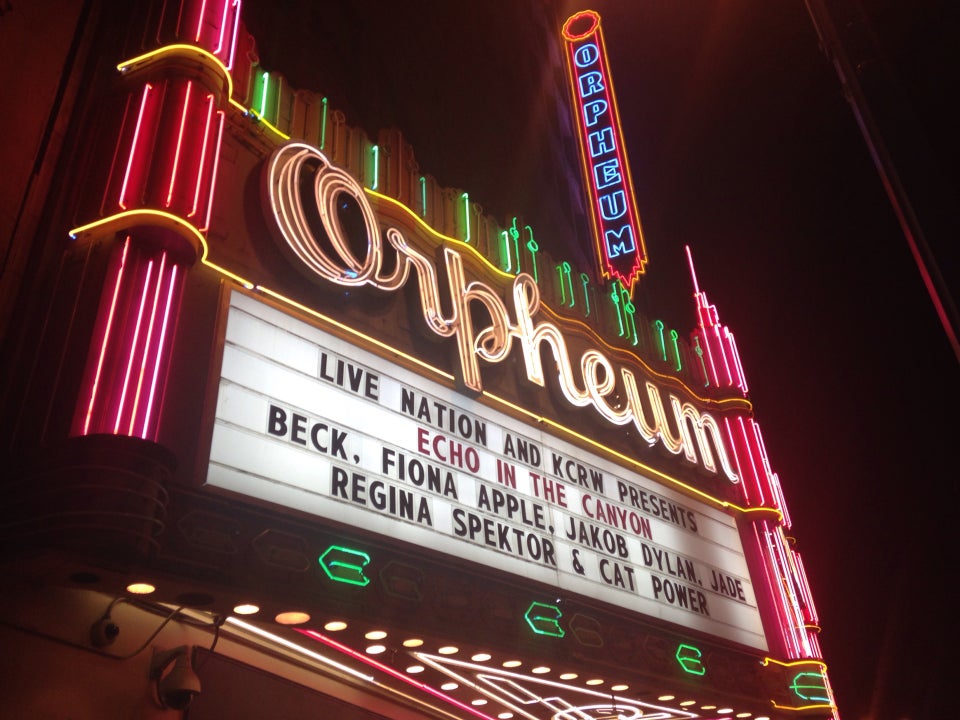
525, 601, 565, 638
318, 545, 371, 586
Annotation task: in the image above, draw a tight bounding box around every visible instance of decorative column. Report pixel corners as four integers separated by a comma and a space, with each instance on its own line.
70, 0, 241, 441
686, 247, 838, 716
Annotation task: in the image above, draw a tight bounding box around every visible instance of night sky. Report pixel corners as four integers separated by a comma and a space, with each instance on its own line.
245, 2, 960, 719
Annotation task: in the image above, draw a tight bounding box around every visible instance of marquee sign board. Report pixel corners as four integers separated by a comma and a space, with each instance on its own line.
207, 291, 766, 649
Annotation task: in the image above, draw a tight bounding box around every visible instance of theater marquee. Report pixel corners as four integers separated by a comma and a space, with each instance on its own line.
207, 291, 766, 649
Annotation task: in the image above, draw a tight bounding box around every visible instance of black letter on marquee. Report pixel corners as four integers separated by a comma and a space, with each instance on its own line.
268, 405, 288, 436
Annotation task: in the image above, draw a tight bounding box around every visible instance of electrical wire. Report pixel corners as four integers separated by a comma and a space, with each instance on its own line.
1, 594, 222, 661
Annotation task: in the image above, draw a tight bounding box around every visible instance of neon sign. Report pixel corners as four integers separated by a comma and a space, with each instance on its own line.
318, 545, 371, 586
209, 292, 766, 647
525, 601, 565, 637
264, 142, 738, 481
789, 671, 830, 703
562, 10, 647, 292
675, 643, 706, 675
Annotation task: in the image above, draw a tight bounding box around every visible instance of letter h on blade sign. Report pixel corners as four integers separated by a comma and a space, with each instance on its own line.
562, 10, 648, 293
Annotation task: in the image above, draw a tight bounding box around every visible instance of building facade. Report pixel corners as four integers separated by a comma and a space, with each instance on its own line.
0, 2, 837, 718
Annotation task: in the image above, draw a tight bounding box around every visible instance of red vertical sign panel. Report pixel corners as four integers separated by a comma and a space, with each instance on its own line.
562, 10, 647, 292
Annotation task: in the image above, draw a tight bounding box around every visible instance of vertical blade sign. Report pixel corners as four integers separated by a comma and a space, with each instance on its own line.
562, 10, 647, 293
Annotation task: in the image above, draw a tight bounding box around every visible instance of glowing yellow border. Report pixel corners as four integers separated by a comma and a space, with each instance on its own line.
762, 657, 836, 711
253, 286, 455, 383
117, 44, 290, 141
762, 655, 829, 670
366, 189, 751, 412
770, 701, 837, 712
69, 209, 253, 289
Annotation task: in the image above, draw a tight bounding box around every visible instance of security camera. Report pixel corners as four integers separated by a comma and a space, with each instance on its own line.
151, 645, 201, 710
90, 617, 120, 647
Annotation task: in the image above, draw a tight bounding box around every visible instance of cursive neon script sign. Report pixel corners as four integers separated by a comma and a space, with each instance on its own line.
264, 143, 737, 481
562, 10, 647, 292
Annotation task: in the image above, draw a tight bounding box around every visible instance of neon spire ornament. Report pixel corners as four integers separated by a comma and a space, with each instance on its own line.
686, 246, 748, 392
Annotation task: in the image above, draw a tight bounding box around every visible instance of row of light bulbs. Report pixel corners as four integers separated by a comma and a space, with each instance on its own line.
124, 582, 770, 720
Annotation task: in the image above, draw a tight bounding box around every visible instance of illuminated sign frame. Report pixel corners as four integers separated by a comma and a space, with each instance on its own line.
206, 290, 766, 648
61, 2, 834, 705
264, 142, 738, 483
562, 10, 647, 292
